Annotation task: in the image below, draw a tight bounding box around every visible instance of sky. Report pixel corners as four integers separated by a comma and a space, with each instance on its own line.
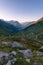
0, 0, 43, 23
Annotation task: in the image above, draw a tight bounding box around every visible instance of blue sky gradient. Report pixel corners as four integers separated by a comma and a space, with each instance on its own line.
0, 0, 43, 23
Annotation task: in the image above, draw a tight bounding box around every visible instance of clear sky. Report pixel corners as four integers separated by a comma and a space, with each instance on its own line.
0, 0, 43, 23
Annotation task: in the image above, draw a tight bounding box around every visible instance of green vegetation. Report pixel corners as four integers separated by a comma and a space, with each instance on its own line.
14, 59, 32, 65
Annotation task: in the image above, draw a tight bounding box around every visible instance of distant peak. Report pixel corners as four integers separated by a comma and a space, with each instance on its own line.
38, 17, 43, 21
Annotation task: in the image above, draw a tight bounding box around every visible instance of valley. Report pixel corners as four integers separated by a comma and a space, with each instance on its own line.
0, 17, 43, 65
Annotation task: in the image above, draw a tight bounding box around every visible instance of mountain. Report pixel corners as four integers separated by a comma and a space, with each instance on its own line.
23, 17, 43, 35
0, 19, 21, 36
0, 19, 34, 36
8, 20, 22, 30
23, 17, 43, 44
21, 22, 33, 29
16, 17, 43, 35
0, 17, 43, 39
8, 20, 34, 29
37, 17, 43, 22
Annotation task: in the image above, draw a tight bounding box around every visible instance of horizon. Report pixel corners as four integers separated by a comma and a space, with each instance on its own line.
0, 0, 43, 23
0, 16, 43, 24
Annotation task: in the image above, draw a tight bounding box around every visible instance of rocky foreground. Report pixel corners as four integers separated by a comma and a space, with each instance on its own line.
0, 41, 43, 65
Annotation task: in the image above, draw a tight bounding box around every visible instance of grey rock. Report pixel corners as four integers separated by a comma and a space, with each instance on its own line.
0, 52, 9, 58
6, 60, 11, 65
9, 51, 17, 56
6, 58, 17, 65
18, 49, 32, 58
12, 41, 24, 48
2, 41, 12, 47
26, 59, 30, 63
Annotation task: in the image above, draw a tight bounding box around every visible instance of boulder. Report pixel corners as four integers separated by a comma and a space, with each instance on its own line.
12, 41, 24, 48
6, 58, 17, 65
6, 60, 11, 65
26, 59, 30, 63
0, 52, 9, 59
18, 49, 32, 58
2, 41, 12, 47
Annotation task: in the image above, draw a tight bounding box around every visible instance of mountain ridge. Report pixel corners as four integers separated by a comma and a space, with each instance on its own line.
0, 17, 43, 36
